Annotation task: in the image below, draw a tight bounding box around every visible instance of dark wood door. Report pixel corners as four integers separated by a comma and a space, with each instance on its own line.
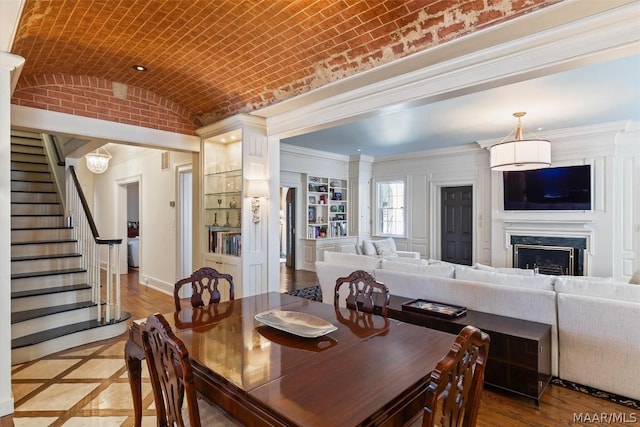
286, 188, 296, 268
441, 186, 472, 265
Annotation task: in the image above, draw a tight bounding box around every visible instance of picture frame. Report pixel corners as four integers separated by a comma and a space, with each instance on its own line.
333, 192, 342, 201
308, 207, 316, 223
309, 195, 317, 204
401, 299, 467, 318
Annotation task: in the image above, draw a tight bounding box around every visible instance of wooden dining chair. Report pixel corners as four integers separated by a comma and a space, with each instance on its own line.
142, 313, 239, 427
412, 325, 490, 427
334, 270, 390, 317
174, 266, 235, 311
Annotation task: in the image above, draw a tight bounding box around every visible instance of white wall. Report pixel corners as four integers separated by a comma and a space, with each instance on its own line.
372, 144, 491, 262
89, 148, 193, 294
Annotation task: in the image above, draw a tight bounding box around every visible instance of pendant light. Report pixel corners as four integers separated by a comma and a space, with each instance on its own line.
85, 148, 112, 174
490, 112, 551, 171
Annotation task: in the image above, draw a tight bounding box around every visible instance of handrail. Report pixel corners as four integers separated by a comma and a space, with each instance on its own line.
67, 164, 122, 322
69, 165, 100, 239
50, 134, 66, 166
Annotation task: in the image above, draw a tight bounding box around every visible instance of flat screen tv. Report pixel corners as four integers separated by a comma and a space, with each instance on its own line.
503, 165, 591, 211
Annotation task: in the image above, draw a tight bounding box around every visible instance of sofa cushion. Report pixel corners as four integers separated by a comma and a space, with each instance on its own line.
630, 269, 640, 285
475, 263, 536, 276
372, 237, 397, 256
454, 266, 554, 291
555, 277, 640, 303
362, 240, 377, 256
382, 256, 428, 265
381, 259, 454, 278
323, 251, 382, 269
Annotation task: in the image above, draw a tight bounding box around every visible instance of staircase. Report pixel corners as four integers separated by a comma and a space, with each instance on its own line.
10, 132, 130, 364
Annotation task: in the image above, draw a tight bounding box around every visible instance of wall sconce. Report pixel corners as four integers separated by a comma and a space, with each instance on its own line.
245, 179, 270, 223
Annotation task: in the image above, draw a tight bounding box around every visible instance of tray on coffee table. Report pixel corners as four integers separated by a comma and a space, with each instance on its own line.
401, 299, 467, 318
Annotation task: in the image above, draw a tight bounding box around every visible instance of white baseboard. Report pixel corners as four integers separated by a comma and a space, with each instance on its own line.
141, 275, 173, 297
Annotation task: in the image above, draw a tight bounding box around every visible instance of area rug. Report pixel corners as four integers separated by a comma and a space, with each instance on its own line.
551, 378, 639, 410
285, 285, 322, 302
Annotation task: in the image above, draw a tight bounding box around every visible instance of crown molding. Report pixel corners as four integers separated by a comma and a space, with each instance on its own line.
255, 1, 639, 140
280, 143, 350, 163
195, 113, 266, 138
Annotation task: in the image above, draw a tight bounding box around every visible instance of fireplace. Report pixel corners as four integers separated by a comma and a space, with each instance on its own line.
510, 236, 586, 276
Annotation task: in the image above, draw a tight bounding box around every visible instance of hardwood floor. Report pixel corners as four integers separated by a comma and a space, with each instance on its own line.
4, 267, 636, 426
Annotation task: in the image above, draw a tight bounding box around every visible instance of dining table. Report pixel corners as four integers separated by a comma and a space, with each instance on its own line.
125, 292, 457, 427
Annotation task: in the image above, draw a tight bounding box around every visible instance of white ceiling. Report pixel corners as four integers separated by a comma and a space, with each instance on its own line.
282, 54, 640, 158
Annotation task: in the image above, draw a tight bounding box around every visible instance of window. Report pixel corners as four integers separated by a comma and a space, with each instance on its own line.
376, 179, 405, 236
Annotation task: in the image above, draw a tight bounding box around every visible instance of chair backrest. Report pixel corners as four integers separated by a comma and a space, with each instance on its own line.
174, 266, 235, 311
142, 313, 201, 427
334, 270, 390, 317
421, 325, 490, 427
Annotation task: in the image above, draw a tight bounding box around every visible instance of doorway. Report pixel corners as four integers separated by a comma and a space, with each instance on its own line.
116, 175, 142, 274
177, 165, 193, 281
284, 187, 296, 268
440, 186, 473, 265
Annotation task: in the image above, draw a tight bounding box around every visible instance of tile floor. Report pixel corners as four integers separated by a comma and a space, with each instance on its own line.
11, 335, 157, 427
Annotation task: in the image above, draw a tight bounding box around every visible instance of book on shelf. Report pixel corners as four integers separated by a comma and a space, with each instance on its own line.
208, 229, 242, 256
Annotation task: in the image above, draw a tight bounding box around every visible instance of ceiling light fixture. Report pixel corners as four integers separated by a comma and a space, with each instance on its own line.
490, 112, 551, 171
132, 65, 147, 71
85, 148, 112, 174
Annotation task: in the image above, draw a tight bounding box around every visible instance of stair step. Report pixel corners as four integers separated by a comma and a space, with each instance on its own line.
11, 267, 86, 280
11, 161, 49, 173
11, 269, 86, 291
11, 283, 91, 299
11, 303, 99, 340
11, 214, 64, 229
11, 133, 43, 146
11, 191, 59, 204
11, 253, 82, 275
11, 312, 131, 365
11, 144, 45, 155
10, 170, 53, 182
11, 286, 93, 313
11, 152, 48, 164
11, 301, 97, 324
11, 227, 72, 242
11, 202, 62, 215
11, 180, 55, 192
11, 240, 78, 258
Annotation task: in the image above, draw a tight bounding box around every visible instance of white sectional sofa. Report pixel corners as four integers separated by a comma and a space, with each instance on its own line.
555, 277, 640, 400
316, 252, 640, 400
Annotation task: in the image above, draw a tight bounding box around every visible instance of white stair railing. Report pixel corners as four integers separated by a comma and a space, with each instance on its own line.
67, 165, 122, 322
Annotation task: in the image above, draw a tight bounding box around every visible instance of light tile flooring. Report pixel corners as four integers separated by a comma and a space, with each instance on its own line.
11, 335, 156, 427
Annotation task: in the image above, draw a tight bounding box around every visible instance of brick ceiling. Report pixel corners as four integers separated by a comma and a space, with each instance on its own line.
11, 0, 557, 127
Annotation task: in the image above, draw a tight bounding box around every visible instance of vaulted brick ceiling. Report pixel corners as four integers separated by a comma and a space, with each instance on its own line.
11, 0, 558, 127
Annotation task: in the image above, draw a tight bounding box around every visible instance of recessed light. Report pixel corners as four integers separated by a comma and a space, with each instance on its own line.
357, 148, 362, 152
133, 65, 147, 71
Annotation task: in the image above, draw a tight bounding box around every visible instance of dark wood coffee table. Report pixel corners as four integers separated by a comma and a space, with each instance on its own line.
382, 295, 552, 405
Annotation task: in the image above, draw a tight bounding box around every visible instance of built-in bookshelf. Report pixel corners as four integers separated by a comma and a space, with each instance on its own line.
203, 144, 242, 256
306, 175, 348, 239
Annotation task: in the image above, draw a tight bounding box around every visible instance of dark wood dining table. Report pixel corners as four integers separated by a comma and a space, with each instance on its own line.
125, 292, 456, 427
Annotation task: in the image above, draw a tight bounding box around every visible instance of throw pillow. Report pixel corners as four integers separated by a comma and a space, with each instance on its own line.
355, 243, 363, 255
630, 269, 640, 285
361, 240, 377, 256
373, 237, 397, 257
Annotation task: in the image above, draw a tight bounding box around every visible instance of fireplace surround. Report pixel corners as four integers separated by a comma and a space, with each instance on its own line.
510, 235, 586, 276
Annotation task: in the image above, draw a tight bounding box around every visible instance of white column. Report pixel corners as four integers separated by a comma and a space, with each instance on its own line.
0, 51, 25, 417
